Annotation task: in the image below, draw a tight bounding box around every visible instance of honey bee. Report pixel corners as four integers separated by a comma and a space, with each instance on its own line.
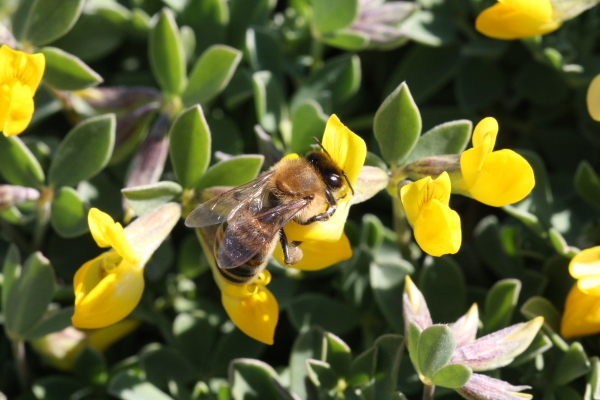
185, 138, 354, 285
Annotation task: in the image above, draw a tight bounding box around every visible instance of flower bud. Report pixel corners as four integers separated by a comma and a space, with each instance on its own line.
452, 303, 479, 348
0, 185, 40, 212
455, 373, 532, 400
79, 86, 162, 110
450, 317, 544, 371
351, 165, 389, 205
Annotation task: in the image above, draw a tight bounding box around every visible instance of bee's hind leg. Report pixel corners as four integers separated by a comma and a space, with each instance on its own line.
280, 229, 303, 265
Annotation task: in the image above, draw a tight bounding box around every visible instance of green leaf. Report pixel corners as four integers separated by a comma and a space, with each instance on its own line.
292, 53, 361, 112
2, 244, 21, 312
173, 312, 218, 371
474, 216, 519, 278
417, 325, 455, 379
515, 61, 569, 106
16, 0, 84, 46
48, 114, 115, 187
180, 26, 196, 64
287, 293, 360, 335
324, 332, 352, 378
253, 71, 285, 134
196, 155, 264, 191
313, 0, 358, 33
431, 364, 472, 389
179, 0, 228, 54
290, 100, 328, 155
320, 29, 370, 51
140, 346, 197, 389
419, 256, 467, 323
108, 370, 173, 400
122, 181, 183, 217
386, 45, 461, 103
177, 235, 208, 279
374, 82, 422, 166
40, 47, 103, 90
402, 10, 457, 46
50, 187, 90, 238
24, 306, 74, 340
230, 359, 279, 400
5, 252, 55, 339
408, 322, 421, 375
373, 334, 404, 400
246, 27, 284, 76
370, 259, 413, 332
169, 106, 212, 189
349, 347, 378, 386
520, 296, 562, 334
575, 160, 600, 212
589, 357, 600, 400
484, 279, 521, 334
405, 120, 472, 164
306, 360, 337, 390
227, 0, 275, 49
289, 326, 324, 399
0, 135, 45, 188
72, 346, 107, 385
511, 331, 553, 366
548, 228, 577, 257
182, 45, 242, 107
554, 342, 591, 386
149, 8, 187, 95
210, 328, 266, 376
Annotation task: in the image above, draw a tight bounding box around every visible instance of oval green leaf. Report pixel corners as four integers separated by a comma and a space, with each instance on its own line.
16, 0, 84, 46
0, 135, 45, 188
169, 106, 211, 189
149, 8, 187, 96
50, 186, 90, 238
405, 120, 472, 164
5, 252, 55, 339
182, 45, 242, 107
196, 155, 264, 191
417, 325, 456, 379
313, 0, 358, 34
122, 181, 183, 217
575, 160, 600, 212
431, 364, 472, 389
287, 293, 359, 335
48, 114, 116, 187
2, 244, 21, 312
252, 71, 285, 134
374, 82, 422, 166
230, 359, 279, 400
24, 306, 74, 340
291, 100, 328, 155
40, 47, 103, 91
484, 278, 521, 334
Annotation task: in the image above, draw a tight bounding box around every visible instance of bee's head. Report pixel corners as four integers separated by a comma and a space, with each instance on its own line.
306, 137, 355, 195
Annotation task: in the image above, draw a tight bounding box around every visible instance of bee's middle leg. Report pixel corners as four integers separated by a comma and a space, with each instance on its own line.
297, 189, 338, 225
279, 229, 303, 265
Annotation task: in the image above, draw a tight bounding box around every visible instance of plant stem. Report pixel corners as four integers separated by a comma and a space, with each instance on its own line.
422, 384, 435, 400
11, 338, 29, 390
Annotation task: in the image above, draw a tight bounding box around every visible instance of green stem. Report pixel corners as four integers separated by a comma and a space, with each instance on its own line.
422, 384, 435, 400
11, 338, 29, 390
31, 199, 50, 253
392, 195, 412, 260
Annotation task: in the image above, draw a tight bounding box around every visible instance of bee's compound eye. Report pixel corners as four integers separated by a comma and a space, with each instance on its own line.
326, 174, 342, 188
307, 153, 319, 164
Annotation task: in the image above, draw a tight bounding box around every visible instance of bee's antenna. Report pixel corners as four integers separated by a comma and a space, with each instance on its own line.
312, 137, 332, 158
312, 137, 355, 195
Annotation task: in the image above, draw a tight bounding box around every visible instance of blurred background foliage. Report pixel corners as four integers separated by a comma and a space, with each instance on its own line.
1, 0, 600, 399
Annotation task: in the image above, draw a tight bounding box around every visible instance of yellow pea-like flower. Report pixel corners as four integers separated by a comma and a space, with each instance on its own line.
587, 74, 600, 121
453, 117, 535, 207
475, 0, 561, 40
0, 45, 45, 136
216, 269, 279, 345
400, 172, 462, 257
73, 204, 180, 329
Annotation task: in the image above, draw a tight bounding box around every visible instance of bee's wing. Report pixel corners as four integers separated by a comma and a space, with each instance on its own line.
218, 198, 310, 269
184, 172, 274, 228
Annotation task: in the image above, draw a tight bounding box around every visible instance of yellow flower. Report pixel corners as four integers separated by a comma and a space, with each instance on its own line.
283, 114, 367, 243
475, 0, 561, 40
453, 117, 535, 207
73, 204, 180, 329
215, 268, 279, 345
400, 172, 461, 257
0, 45, 45, 136
561, 246, 600, 338
32, 319, 141, 371
587, 74, 600, 121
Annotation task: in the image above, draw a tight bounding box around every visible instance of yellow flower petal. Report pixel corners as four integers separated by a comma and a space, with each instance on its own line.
414, 199, 461, 257
322, 114, 367, 187
587, 74, 600, 121
570, 246, 600, 279
87, 319, 142, 352
472, 117, 498, 149
0, 45, 45, 92
476, 0, 561, 40
72, 258, 145, 329
561, 284, 600, 338
400, 172, 452, 226
284, 198, 351, 242
88, 208, 137, 263
273, 232, 352, 271
221, 286, 279, 345
461, 149, 535, 207
0, 81, 34, 136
